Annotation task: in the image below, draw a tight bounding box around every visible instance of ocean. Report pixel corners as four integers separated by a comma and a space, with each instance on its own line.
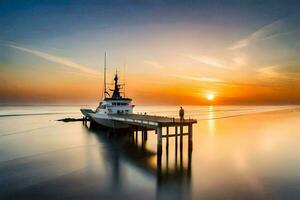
0, 105, 299, 199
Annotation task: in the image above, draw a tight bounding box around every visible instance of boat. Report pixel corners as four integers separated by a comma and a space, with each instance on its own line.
80, 53, 134, 129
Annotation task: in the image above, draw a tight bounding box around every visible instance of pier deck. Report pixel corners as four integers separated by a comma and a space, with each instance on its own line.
109, 114, 197, 128
82, 110, 197, 156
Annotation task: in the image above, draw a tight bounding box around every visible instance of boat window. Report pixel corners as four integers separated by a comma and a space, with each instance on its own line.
114, 102, 129, 106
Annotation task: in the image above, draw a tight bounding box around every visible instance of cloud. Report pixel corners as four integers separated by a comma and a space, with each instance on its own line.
232, 56, 246, 66
229, 39, 250, 50
170, 73, 285, 89
257, 66, 289, 79
170, 74, 221, 82
143, 60, 164, 69
6, 44, 99, 75
229, 19, 285, 50
186, 55, 227, 69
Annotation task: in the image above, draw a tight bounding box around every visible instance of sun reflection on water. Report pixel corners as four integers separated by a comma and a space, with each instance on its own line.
208, 106, 215, 136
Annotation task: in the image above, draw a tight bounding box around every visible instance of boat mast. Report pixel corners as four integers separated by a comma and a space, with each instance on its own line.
104, 52, 107, 99
123, 63, 126, 98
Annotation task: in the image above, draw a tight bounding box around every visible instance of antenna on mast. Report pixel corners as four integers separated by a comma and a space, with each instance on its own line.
123, 62, 126, 98
104, 52, 107, 99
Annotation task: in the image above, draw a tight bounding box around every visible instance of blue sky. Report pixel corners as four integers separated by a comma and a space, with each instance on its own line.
1, 0, 298, 43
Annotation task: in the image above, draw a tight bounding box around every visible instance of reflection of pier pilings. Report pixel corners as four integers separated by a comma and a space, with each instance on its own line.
129, 123, 193, 184
156, 126, 193, 200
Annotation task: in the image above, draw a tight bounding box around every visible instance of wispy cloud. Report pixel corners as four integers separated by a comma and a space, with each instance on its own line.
170, 74, 221, 82
257, 65, 300, 82
232, 56, 246, 66
186, 55, 226, 69
229, 19, 285, 50
144, 60, 164, 69
169, 73, 278, 88
257, 66, 288, 79
6, 44, 99, 75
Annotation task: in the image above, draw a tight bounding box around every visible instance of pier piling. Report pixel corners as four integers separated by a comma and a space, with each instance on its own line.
144, 130, 148, 141
180, 125, 183, 153
166, 126, 169, 150
188, 124, 193, 152
135, 129, 138, 145
157, 127, 162, 156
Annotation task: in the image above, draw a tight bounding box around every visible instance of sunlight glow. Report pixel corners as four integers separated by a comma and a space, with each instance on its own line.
207, 94, 215, 101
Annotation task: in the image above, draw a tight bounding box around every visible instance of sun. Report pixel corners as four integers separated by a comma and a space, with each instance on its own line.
207, 94, 215, 101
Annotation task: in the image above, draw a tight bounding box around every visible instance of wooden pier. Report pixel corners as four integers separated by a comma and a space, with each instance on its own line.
84, 113, 197, 156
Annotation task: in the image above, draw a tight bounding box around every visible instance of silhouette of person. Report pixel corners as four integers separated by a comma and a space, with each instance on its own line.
179, 106, 184, 121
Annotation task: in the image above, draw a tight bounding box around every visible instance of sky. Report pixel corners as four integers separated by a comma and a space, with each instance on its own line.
0, 0, 300, 105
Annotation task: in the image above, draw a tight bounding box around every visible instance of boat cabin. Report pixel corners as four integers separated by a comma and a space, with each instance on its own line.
96, 74, 134, 114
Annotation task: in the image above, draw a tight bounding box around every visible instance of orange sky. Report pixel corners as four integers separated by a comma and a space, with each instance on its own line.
1, 67, 299, 105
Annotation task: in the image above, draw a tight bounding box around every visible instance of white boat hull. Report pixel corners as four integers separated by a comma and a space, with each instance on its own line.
89, 113, 129, 129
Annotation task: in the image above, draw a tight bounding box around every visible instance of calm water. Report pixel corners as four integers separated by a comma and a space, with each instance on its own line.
0, 105, 300, 199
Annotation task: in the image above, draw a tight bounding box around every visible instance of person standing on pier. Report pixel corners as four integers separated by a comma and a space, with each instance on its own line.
179, 106, 184, 121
